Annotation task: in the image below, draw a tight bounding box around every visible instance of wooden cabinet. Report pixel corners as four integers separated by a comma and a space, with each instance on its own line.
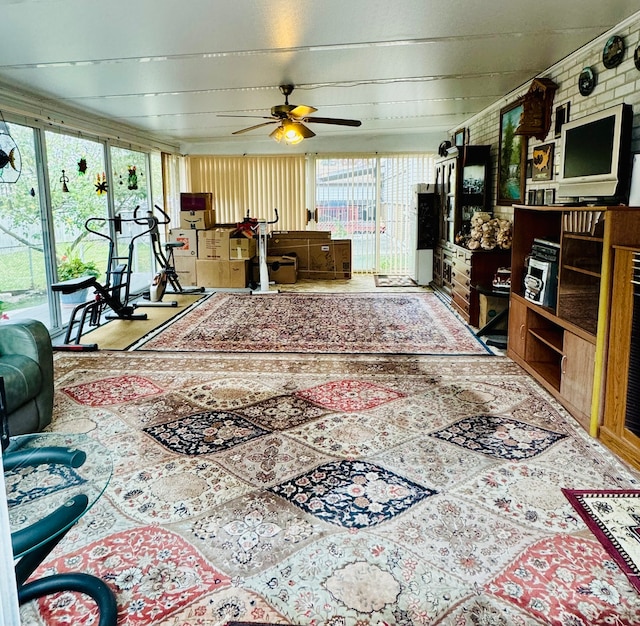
435, 145, 491, 244
432, 145, 508, 326
600, 247, 640, 471
508, 205, 640, 434
433, 241, 510, 326
561, 331, 596, 420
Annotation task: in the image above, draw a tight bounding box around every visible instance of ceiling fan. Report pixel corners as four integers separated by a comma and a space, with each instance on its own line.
218, 85, 361, 144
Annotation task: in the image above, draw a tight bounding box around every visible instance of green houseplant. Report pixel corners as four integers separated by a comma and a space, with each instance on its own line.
57, 255, 101, 281
56, 255, 101, 305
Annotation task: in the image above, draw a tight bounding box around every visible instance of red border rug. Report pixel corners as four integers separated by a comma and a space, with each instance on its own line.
134, 292, 490, 355
563, 489, 640, 593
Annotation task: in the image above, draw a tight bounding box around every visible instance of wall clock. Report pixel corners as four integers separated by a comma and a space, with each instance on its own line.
578, 67, 596, 96
603, 35, 625, 69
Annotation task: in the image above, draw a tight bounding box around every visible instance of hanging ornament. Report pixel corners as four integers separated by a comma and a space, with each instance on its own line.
77, 157, 88, 175
127, 165, 138, 190
60, 169, 70, 192
30, 188, 36, 197
95, 172, 108, 195
0, 111, 22, 184
118, 174, 124, 185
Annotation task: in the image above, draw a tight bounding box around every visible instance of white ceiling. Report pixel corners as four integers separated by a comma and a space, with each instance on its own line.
1, 0, 639, 154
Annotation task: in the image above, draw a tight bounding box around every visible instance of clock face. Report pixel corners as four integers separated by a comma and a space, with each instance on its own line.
578, 66, 596, 96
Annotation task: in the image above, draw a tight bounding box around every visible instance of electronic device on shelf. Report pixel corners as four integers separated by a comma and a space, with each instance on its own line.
531, 238, 560, 263
557, 103, 633, 204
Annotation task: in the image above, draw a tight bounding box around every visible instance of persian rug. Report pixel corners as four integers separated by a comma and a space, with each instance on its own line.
16, 350, 640, 625
563, 489, 640, 593
374, 275, 418, 287
134, 292, 490, 355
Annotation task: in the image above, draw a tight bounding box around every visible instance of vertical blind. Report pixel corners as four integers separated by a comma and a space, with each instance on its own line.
186, 155, 307, 228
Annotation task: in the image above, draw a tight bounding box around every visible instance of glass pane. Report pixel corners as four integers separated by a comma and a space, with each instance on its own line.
0, 124, 49, 326
110, 147, 152, 296
45, 131, 108, 320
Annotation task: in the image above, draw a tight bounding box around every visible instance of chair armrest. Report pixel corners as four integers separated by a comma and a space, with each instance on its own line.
0, 320, 52, 369
0, 320, 54, 430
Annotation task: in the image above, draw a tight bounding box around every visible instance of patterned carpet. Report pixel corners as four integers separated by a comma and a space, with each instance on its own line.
374, 275, 418, 287
134, 292, 489, 355
17, 351, 640, 625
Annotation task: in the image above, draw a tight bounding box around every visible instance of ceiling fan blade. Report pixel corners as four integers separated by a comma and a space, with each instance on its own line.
301, 116, 362, 127
296, 122, 316, 138
218, 114, 275, 120
289, 105, 317, 119
232, 121, 278, 135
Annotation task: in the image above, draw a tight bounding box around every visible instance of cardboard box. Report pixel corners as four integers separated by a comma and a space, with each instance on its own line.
181, 192, 213, 212
198, 228, 234, 260
270, 230, 331, 240
169, 229, 199, 257
196, 259, 249, 289
229, 237, 257, 260
174, 256, 197, 286
252, 255, 297, 284
305, 239, 352, 280
180, 209, 216, 230
268, 236, 351, 280
479, 294, 509, 329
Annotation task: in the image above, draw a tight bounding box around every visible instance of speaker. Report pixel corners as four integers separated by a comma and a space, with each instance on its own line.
416, 192, 437, 250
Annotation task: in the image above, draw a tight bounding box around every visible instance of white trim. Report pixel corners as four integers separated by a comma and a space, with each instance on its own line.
0, 448, 20, 625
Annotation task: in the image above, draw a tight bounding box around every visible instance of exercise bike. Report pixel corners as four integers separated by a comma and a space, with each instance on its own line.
247, 209, 279, 295
51, 214, 151, 350
133, 205, 204, 307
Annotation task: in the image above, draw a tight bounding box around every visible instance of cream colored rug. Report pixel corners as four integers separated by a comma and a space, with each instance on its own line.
79, 294, 205, 350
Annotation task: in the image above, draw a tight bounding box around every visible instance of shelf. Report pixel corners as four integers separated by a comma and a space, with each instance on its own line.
563, 233, 604, 243
529, 328, 563, 353
530, 360, 561, 390
563, 265, 601, 279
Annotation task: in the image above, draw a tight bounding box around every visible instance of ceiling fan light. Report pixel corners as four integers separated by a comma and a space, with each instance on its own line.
283, 125, 305, 145
270, 125, 285, 142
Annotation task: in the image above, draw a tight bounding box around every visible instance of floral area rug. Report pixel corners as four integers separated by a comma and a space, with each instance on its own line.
373, 275, 418, 287
134, 292, 489, 355
563, 489, 640, 593
18, 350, 640, 625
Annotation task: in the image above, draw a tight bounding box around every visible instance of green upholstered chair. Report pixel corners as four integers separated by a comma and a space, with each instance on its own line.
0, 320, 54, 436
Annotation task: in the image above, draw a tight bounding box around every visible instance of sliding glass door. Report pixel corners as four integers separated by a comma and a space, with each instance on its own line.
314, 155, 434, 274
0, 123, 49, 325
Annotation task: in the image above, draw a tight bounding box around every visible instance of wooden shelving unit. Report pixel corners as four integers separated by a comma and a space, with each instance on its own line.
508, 205, 640, 434
432, 145, 510, 326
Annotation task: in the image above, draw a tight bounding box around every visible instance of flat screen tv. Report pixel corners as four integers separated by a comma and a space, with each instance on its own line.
557, 103, 632, 203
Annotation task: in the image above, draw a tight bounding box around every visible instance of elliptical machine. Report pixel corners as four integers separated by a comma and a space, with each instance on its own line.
51, 213, 151, 349
133, 205, 204, 306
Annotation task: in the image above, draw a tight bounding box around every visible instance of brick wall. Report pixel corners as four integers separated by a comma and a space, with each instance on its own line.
454, 13, 640, 220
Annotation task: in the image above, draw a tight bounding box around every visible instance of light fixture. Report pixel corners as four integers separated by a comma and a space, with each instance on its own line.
270, 120, 315, 145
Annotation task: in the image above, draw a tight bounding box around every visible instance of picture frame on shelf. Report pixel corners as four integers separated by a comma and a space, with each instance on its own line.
544, 188, 555, 206
497, 99, 527, 205
454, 127, 466, 146
554, 102, 570, 138
532, 142, 554, 182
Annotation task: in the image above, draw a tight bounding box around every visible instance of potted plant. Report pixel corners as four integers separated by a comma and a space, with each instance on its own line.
57, 254, 101, 305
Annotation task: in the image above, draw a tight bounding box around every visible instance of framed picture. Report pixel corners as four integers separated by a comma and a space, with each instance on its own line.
532, 142, 554, 181
554, 102, 570, 138
454, 128, 466, 146
497, 99, 527, 205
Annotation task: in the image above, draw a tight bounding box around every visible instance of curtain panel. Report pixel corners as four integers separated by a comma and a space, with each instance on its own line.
185, 155, 307, 229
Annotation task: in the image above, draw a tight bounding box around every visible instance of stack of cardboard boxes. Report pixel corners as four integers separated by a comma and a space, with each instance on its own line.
267, 231, 352, 280
170, 193, 255, 289
170, 193, 352, 288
